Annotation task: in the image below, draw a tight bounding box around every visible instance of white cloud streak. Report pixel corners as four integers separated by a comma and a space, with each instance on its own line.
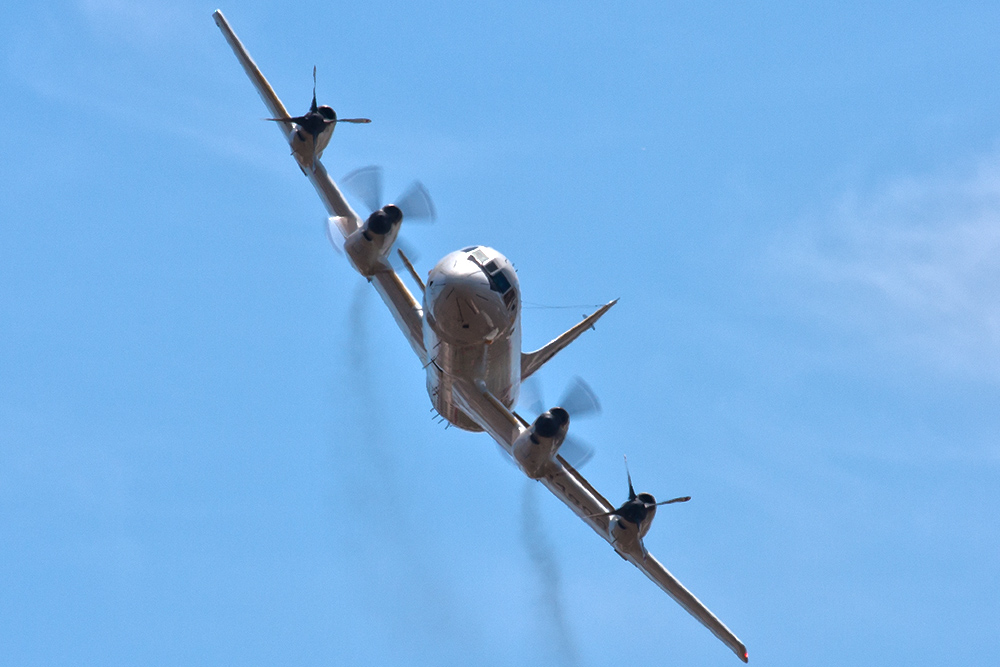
76, 0, 190, 46
775, 153, 1000, 378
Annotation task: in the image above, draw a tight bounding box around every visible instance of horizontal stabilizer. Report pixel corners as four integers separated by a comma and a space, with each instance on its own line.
520, 299, 617, 381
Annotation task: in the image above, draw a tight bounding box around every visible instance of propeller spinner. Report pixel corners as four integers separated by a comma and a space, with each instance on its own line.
591, 456, 690, 527
266, 67, 370, 166
518, 376, 601, 469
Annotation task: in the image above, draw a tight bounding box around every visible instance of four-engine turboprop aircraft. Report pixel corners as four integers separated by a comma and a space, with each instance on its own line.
213, 9, 749, 663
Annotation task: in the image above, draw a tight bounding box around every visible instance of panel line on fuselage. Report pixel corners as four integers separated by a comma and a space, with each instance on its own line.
423, 247, 521, 431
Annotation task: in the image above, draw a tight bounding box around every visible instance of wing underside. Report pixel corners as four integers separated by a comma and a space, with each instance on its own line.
450, 379, 748, 662
625, 552, 748, 661
213, 9, 426, 361
215, 10, 743, 660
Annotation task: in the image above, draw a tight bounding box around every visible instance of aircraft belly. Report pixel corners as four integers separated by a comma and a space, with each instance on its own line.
212, 12, 749, 661
423, 248, 521, 431
425, 332, 519, 432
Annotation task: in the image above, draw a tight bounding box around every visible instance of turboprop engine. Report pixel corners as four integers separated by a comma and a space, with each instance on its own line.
338, 167, 436, 276
591, 457, 691, 558
512, 407, 570, 478
267, 67, 370, 171
343, 205, 404, 276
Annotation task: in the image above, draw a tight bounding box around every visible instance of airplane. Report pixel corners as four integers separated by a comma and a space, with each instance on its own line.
212, 9, 749, 663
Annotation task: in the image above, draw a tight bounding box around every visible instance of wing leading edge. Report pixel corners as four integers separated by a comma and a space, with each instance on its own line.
624, 551, 749, 662
214, 10, 745, 660
451, 379, 749, 662
213, 10, 426, 362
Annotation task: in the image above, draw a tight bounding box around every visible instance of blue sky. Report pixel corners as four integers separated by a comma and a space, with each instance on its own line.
3, 1, 999, 665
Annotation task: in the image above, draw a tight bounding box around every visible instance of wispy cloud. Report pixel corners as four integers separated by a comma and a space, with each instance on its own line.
76, 0, 191, 47
3, 3, 292, 174
774, 153, 1000, 378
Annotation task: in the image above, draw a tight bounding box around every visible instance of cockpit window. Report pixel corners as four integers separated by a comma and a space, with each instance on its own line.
490, 267, 512, 294
467, 250, 517, 311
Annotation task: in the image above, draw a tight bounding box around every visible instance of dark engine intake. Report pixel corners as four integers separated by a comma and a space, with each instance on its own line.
365, 205, 403, 235
512, 408, 570, 478
533, 407, 568, 438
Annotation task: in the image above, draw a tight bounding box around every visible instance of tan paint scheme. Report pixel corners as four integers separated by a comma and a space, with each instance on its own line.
213, 11, 748, 662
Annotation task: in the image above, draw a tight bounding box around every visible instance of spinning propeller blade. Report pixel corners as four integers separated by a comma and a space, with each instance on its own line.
341, 165, 436, 222
558, 376, 600, 420
624, 454, 637, 500
394, 181, 436, 222
516, 376, 600, 469
518, 377, 546, 419
342, 165, 384, 214
559, 437, 595, 469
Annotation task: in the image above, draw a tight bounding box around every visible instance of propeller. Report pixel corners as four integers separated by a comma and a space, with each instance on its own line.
266, 66, 370, 141
341, 165, 436, 224
340, 166, 435, 272
589, 456, 690, 520
625, 455, 691, 506
517, 376, 600, 468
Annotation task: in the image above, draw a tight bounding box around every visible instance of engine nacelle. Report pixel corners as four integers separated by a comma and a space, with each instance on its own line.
316, 106, 337, 122
608, 514, 645, 558
512, 408, 569, 479
343, 205, 403, 276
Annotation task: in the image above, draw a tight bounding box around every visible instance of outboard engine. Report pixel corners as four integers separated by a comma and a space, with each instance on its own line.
591, 459, 691, 559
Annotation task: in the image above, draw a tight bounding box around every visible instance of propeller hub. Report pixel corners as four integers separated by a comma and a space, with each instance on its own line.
616, 498, 650, 526
382, 204, 403, 225
533, 408, 568, 438
296, 111, 328, 138
366, 208, 396, 235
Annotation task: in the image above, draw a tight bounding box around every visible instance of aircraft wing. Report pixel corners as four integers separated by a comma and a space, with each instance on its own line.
212, 11, 293, 138
451, 377, 749, 662
215, 11, 743, 659
213, 10, 427, 362
622, 552, 749, 662
212, 10, 358, 225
